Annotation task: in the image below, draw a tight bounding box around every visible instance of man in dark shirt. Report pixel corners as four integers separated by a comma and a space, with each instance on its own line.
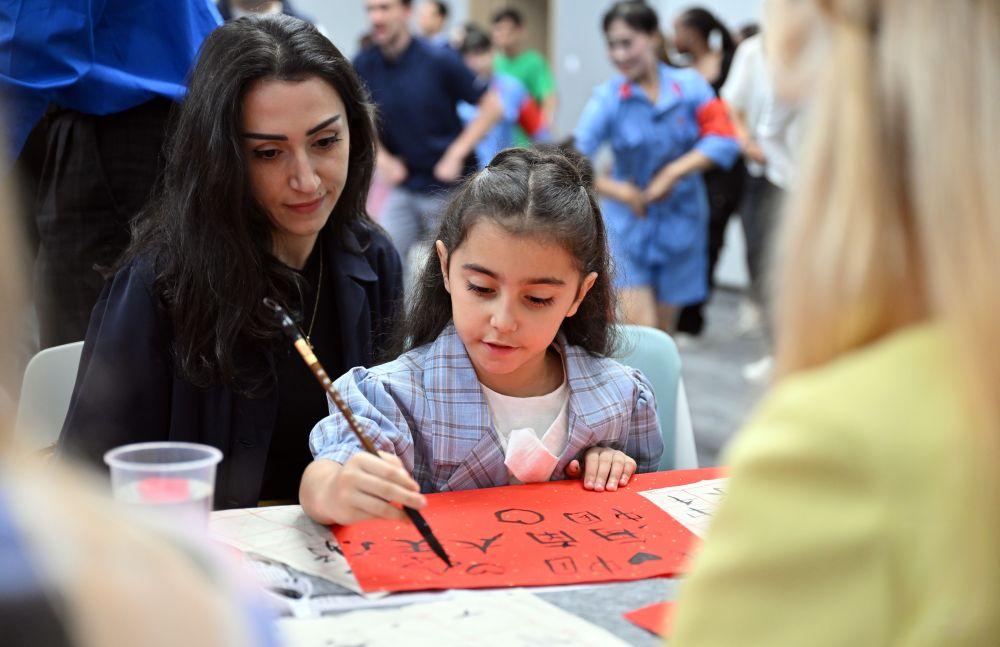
356, 0, 502, 280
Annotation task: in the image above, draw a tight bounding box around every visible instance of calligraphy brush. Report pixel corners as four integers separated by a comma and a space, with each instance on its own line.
263, 298, 453, 567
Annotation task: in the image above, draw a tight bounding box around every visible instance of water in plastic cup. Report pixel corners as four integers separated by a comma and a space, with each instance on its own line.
104, 442, 222, 528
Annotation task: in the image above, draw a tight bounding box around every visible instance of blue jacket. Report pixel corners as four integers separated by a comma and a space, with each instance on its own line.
58, 224, 402, 509
309, 324, 664, 492
0, 0, 221, 158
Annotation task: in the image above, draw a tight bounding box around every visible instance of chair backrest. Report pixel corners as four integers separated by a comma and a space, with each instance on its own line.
613, 325, 697, 470
14, 341, 85, 452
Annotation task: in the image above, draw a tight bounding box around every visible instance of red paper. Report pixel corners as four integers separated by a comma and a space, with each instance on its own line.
332, 468, 721, 592
624, 601, 675, 637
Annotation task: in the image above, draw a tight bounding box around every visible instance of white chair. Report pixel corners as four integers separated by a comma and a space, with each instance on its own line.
14, 341, 85, 452
615, 325, 698, 470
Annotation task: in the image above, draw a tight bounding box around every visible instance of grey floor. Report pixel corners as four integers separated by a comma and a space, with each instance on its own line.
675, 289, 770, 467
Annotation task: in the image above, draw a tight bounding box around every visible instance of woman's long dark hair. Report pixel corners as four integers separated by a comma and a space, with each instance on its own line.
125, 14, 378, 393
392, 146, 618, 359
678, 7, 736, 57
677, 7, 736, 83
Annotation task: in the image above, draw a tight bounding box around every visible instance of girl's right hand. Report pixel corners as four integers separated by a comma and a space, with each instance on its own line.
327, 452, 427, 525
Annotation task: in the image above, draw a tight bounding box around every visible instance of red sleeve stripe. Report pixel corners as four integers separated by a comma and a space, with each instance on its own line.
518, 97, 545, 136
696, 98, 736, 138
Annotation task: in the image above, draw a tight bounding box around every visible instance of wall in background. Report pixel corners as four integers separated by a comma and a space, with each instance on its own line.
301, 0, 761, 137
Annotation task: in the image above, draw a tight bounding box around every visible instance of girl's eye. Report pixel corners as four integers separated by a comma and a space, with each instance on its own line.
314, 136, 341, 150
465, 282, 493, 296
526, 295, 555, 307
253, 148, 280, 160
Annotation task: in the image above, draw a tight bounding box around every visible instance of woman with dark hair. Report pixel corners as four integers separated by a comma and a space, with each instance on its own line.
58, 14, 403, 509
673, 6, 746, 335
573, 1, 740, 333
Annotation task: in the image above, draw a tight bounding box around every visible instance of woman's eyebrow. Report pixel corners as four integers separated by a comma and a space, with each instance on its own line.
242, 115, 341, 141
306, 115, 340, 136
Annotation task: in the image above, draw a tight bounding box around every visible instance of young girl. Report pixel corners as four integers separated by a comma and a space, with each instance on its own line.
300, 147, 663, 525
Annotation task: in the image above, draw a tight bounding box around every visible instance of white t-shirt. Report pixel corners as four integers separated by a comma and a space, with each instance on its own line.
481, 375, 570, 485
757, 97, 801, 189
721, 35, 770, 177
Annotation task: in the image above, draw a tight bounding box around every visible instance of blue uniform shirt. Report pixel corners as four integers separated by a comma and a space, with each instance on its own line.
457, 72, 526, 168
0, 0, 221, 159
354, 37, 487, 194
574, 63, 739, 304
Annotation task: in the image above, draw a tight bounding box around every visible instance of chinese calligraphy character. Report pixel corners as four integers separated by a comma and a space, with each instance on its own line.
526, 530, 577, 548
612, 508, 644, 522
563, 511, 602, 525
589, 528, 643, 544
544, 556, 578, 574
495, 508, 545, 525
454, 533, 504, 554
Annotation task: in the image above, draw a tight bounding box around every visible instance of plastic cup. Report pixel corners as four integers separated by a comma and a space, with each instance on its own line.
104, 441, 222, 527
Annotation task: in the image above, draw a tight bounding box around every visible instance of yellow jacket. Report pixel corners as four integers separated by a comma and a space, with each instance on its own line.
671, 324, 1000, 645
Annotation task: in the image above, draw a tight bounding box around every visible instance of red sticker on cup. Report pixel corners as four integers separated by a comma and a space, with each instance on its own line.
137, 477, 191, 503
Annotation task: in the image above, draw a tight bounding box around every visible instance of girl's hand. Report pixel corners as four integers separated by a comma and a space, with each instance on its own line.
564, 447, 638, 492
326, 452, 427, 524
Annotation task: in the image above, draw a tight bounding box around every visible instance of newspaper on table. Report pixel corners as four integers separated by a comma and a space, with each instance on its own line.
210, 505, 372, 596
277, 589, 632, 647
637, 478, 728, 538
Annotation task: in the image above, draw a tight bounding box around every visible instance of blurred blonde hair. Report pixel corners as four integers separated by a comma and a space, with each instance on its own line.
0, 144, 261, 646
773, 0, 999, 436
770, 0, 999, 613
0, 163, 28, 444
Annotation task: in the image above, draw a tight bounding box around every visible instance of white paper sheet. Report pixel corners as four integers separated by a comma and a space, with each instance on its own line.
277, 590, 631, 646
637, 478, 728, 538
210, 505, 371, 596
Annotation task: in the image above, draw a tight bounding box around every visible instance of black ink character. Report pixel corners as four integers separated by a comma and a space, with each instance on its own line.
454, 533, 504, 554
393, 538, 431, 553
308, 545, 335, 564
526, 530, 578, 548
589, 556, 623, 573
337, 539, 374, 556
683, 506, 712, 518
544, 556, 578, 575
628, 552, 663, 565
589, 528, 643, 544
466, 562, 505, 575
495, 508, 545, 525
563, 511, 602, 525
612, 508, 644, 522
401, 554, 458, 574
